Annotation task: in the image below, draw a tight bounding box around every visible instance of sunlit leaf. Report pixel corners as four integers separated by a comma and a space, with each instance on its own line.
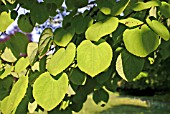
47, 43, 76, 76
0, 64, 13, 79
146, 17, 169, 41
0, 75, 28, 114
27, 43, 38, 65
119, 17, 143, 27
116, 50, 145, 81
1, 47, 17, 62
15, 57, 30, 73
123, 24, 160, 57
0, 11, 14, 32
33, 72, 68, 111
77, 40, 113, 77
132, 1, 161, 11
38, 28, 53, 56
85, 17, 119, 41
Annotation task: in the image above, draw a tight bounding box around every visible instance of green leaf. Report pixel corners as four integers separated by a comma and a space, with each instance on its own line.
93, 88, 109, 106
1, 47, 17, 62
47, 43, 76, 76
33, 72, 68, 111
72, 15, 93, 34
69, 68, 86, 85
160, 2, 170, 18
30, 2, 49, 24
18, 13, 35, 33
97, 0, 130, 16
146, 17, 170, 41
123, 24, 160, 57
44, 0, 64, 8
27, 43, 38, 65
119, 17, 144, 27
6, 32, 29, 58
77, 40, 113, 77
0, 64, 13, 79
65, 0, 88, 10
15, 57, 30, 73
116, 50, 145, 81
0, 76, 13, 100
38, 28, 53, 56
46, 3, 57, 16
0, 11, 14, 32
85, 17, 119, 41
10, 10, 18, 20
54, 28, 75, 47
0, 75, 28, 114
132, 1, 161, 11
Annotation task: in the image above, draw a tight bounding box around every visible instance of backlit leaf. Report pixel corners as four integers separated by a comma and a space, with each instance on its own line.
38, 28, 53, 56
0, 75, 28, 114
27, 43, 38, 65
119, 17, 143, 27
123, 24, 160, 57
1, 47, 17, 62
132, 1, 161, 11
77, 40, 113, 77
0, 11, 14, 32
85, 17, 119, 41
146, 17, 169, 41
47, 43, 76, 76
0, 64, 13, 79
15, 57, 30, 73
33, 72, 68, 111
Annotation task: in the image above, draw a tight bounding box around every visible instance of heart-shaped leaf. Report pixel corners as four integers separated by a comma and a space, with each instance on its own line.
33, 72, 68, 111
47, 43, 76, 76
119, 18, 143, 27
54, 28, 74, 47
116, 50, 145, 81
72, 15, 93, 34
77, 40, 113, 77
97, 0, 130, 16
146, 17, 169, 41
18, 13, 35, 33
69, 68, 86, 85
85, 17, 119, 41
123, 24, 160, 57
0, 11, 14, 32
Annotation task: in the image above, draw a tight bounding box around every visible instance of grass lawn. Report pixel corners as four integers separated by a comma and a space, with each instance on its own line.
73, 91, 170, 114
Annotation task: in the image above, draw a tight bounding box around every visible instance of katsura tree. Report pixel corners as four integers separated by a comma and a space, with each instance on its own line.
0, 0, 170, 114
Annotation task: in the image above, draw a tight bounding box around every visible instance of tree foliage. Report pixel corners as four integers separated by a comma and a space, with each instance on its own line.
0, 0, 170, 113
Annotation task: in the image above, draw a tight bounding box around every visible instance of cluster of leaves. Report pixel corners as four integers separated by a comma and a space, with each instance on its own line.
0, 0, 170, 113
